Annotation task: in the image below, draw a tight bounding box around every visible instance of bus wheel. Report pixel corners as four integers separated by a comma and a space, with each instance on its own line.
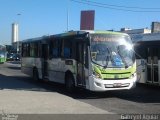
65, 74, 75, 92
33, 68, 39, 81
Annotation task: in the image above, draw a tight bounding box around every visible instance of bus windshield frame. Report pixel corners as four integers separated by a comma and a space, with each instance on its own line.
90, 33, 135, 68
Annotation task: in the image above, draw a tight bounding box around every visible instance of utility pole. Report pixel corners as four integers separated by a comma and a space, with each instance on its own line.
67, 0, 69, 31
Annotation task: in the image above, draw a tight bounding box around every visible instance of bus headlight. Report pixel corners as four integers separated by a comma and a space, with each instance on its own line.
93, 71, 101, 79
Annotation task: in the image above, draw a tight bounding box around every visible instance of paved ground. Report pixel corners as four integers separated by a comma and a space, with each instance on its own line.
0, 61, 160, 119
0, 62, 110, 114
77, 85, 160, 114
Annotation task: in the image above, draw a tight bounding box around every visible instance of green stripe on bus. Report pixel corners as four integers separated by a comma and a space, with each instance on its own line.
93, 63, 136, 79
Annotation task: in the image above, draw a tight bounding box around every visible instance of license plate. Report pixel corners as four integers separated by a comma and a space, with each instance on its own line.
113, 83, 122, 87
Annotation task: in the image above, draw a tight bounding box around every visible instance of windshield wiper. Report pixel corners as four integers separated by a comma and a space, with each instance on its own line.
117, 46, 129, 69
104, 47, 112, 68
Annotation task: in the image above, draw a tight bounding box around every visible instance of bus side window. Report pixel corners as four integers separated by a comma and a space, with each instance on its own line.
22, 43, 30, 57
38, 42, 42, 57
29, 42, 39, 57
52, 39, 59, 58
34, 43, 38, 57
22, 43, 25, 57
22, 43, 26, 57
30, 43, 34, 57
49, 40, 53, 59
27, 43, 30, 57
62, 39, 72, 59
52, 48, 58, 57
64, 47, 71, 58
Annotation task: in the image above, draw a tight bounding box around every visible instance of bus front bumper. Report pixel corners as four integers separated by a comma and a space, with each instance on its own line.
88, 75, 137, 92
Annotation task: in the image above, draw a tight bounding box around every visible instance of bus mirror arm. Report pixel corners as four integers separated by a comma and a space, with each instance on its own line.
84, 33, 90, 46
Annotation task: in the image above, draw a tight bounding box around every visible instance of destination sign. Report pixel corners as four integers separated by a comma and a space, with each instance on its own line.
92, 36, 119, 42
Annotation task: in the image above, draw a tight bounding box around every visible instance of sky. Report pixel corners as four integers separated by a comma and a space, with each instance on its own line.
0, 0, 160, 45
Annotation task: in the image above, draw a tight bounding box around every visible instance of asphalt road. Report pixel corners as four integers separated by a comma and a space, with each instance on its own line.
0, 61, 160, 119
0, 62, 109, 114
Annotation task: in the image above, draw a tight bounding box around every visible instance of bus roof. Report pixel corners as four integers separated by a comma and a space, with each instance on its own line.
22, 30, 129, 43
55, 30, 128, 37
22, 36, 49, 43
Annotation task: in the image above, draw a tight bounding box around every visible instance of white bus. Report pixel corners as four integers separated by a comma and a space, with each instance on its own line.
133, 33, 160, 86
21, 30, 137, 91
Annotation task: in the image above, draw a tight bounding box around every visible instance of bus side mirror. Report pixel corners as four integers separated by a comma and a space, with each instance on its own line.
85, 33, 90, 46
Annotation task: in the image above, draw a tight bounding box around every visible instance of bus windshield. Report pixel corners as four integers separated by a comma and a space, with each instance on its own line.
90, 33, 135, 68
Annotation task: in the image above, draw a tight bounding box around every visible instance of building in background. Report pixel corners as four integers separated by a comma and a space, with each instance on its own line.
80, 10, 95, 30
151, 22, 160, 33
120, 22, 160, 35
12, 23, 19, 44
120, 28, 151, 35
12, 23, 20, 53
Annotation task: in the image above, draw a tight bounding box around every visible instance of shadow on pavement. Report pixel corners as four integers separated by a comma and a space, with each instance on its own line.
6, 61, 21, 64
0, 71, 160, 104
7, 66, 21, 70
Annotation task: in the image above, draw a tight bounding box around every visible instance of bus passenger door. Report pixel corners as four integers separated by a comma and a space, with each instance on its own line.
76, 42, 86, 87
147, 47, 159, 84
42, 44, 49, 79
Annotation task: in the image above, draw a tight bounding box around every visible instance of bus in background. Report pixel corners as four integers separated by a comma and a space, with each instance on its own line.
21, 30, 137, 92
0, 45, 7, 63
133, 33, 160, 86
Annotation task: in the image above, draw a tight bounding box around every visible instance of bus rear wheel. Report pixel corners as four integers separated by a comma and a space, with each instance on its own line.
65, 74, 75, 92
33, 68, 39, 81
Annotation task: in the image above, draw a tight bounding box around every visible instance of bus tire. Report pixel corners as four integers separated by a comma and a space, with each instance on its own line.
65, 74, 75, 92
33, 68, 39, 81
